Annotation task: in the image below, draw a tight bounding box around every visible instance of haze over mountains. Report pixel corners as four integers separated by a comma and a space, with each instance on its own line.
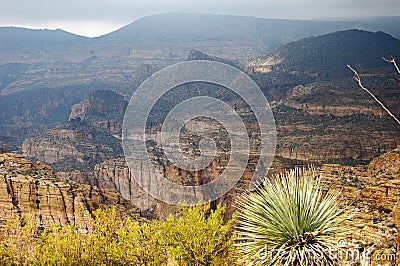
1, 13, 400, 64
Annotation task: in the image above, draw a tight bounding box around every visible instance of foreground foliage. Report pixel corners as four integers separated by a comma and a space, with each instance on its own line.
162, 205, 236, 265
235, 168, 349, 266
0, 168, 351, 265
0, 204, 236, 266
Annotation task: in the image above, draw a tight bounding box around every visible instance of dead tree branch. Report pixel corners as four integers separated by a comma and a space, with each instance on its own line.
383, 55, 400, 75
347, 64, 400, 125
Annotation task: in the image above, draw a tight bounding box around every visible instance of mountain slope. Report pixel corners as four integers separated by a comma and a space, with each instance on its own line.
249, 29, 400, 78
248, 29, 400, 102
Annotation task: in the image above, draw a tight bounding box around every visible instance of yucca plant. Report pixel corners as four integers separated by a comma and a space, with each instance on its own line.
235, 167, 349, 266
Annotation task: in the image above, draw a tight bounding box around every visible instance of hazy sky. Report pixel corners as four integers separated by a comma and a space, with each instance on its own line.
0, 0, 399, 37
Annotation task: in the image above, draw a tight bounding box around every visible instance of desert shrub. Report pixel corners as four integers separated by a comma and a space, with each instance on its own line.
235, 168, 349, 266
0, 205, 236, 265
34, 208, 167, 266
34, 223, 87, 265
0, 213, 38, 265
110, 218, 167, 265
161, 204, 237, 266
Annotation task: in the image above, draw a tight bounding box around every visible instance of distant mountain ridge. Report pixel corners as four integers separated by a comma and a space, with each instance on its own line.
1, 13, 399, 63
0, 27, 89, 50
100, 13, 366, 50
99, 13, 400, 44
248, 29, 400, 79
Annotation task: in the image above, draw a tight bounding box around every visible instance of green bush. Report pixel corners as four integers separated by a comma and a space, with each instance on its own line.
34, 208, 167, 265
0, 204, 236, 265
0, 213, 37, 265
162, 204, 236, 266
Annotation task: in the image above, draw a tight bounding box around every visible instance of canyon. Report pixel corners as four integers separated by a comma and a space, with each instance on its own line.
1, 15, 400, 264
3, 143, 400, 265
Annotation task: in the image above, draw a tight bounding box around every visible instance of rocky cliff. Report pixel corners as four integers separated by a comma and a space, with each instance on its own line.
57, 154, 304, 219
281, 73, 400, 119
69, 90, 127, 128
22, 123, 123, 172
0, 152, 141, 229
273, 104, 400, 164
319, 146, 400, 265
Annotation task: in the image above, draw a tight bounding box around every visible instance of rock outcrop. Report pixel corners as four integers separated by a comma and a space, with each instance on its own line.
69, 90, 127, 118
0, 152, 141, 229
22, 124, 122, 172
59, 158, 157, 216
21, 90, 127, 180
319, 146, 400, 265
59, 157, 226, 219
281, 75, 400, 119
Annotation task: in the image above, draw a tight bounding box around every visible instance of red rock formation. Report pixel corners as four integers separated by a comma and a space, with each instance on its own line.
0, 153, 141, 229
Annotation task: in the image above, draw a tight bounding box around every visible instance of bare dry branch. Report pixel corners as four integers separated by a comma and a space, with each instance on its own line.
347, 64, 400, 125
383, 55, 400, 75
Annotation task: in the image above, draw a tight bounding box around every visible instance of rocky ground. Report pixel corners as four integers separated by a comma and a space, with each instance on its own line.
318, 146, 400, 265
